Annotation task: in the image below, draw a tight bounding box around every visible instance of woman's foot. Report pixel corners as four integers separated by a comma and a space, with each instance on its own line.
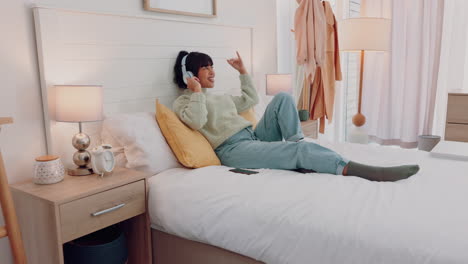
343, 161, 420, 182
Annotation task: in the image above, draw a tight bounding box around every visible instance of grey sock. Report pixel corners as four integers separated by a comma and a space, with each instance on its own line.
346, 161, 420, 182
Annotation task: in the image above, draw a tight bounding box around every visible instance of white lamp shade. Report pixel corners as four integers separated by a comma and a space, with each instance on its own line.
55, 85, 103, 122
266, 74, 292, 96
340, 17, 391, 52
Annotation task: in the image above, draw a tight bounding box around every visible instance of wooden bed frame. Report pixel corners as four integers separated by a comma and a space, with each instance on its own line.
151, 229, 264, 264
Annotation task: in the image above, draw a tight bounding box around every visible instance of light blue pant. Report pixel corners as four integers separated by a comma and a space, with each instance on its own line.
215, 93, 348, 175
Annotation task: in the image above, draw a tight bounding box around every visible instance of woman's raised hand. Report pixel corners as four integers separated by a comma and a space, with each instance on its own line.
227, 51, 247, 75
187, 77, 202, 93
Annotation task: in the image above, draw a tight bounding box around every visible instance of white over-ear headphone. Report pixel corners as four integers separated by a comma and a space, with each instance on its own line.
181, 54, 194, 85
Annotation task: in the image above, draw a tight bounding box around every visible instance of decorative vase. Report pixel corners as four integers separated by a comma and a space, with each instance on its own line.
33, 155, 65, 184
298, 110, 310, 121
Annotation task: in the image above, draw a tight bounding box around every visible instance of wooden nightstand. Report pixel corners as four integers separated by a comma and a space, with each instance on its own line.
301, 120, 318, 139
445, 92, 468, 142
10, 167, 152, 264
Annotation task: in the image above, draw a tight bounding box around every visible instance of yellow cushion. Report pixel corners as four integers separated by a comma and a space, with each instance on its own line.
155, 101, 221, 168
239, 108, 258, 129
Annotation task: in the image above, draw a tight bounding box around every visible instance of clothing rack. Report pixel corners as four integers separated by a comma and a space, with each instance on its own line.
0, 117, 27, 264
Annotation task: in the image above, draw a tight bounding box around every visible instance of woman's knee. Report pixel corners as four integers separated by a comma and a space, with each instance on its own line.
273, 92, 293, 101
272, 92, 295, 106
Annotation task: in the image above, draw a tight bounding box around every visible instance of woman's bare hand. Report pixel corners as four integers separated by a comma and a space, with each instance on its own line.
187, 77, 202, 93
227, 51, 247, 75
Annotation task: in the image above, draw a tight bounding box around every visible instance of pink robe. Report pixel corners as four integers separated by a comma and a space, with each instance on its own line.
296, 1, 342, 133
294, 0, 326, 83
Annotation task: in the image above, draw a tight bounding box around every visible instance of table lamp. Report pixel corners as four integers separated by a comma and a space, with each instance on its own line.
340, 17, 391, 143
55, 85, 103, 176
266, 74, 292, 96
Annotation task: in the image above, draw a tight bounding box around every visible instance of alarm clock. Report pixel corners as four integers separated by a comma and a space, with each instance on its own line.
90, 144, 115, 176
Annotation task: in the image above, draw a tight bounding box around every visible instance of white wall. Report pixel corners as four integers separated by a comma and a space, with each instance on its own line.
0, 0, 277, 263
0, 1, 45, 262
276, 0, 296, 74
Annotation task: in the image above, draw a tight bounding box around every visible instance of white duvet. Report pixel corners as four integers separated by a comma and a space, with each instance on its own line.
148, 141, 468, 264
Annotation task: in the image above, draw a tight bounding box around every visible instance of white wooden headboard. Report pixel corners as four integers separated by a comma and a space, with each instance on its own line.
33, 7, 253, 165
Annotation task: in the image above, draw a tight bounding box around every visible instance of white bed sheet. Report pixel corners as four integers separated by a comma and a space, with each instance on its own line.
148, 141, 468, 264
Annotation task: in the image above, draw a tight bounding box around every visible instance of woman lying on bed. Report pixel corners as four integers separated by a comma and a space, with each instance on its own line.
172, 51, 419, 181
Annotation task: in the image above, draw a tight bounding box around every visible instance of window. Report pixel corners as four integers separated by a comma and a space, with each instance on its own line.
342, 0, 361, 141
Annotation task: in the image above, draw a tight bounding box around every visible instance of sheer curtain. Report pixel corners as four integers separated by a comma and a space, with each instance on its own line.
433, 0, 468, 138
360, 0, 444, 148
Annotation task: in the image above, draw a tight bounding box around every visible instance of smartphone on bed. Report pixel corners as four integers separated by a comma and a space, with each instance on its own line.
229, 168, 259, 175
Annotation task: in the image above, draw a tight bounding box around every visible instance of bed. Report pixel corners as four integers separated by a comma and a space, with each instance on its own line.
147, 140, 468, 264
33, 7, 468, 264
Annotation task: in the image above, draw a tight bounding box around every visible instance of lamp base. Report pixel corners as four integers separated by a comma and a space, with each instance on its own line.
348, 126, 369, 144
68, 167, 93, 176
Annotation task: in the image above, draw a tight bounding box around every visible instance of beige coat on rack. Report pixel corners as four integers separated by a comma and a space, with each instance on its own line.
295, 0, 342, 133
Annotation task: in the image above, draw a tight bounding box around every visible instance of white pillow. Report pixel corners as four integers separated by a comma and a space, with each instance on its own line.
101, 112, 182, 174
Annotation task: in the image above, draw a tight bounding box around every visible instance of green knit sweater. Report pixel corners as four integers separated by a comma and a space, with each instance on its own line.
173, 74, 259, 149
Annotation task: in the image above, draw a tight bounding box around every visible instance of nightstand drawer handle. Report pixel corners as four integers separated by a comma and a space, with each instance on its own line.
91, 203, 126, 217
